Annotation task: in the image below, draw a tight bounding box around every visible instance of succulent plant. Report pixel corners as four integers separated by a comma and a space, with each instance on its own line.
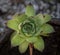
7, 5, 54, 55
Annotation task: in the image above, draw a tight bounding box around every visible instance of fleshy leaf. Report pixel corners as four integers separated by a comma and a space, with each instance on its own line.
11, 32, 25, 47
34, 37, 44, 52
40, 24, 54, 34
19, 41, 29, 53
34, 14, 44, 25
34, 14, 51, 25
13, 14, 28, 23
7, 19, 19, 31
25, 5, 35, 17
44, 14, 51, 23
26, 36, 38, 43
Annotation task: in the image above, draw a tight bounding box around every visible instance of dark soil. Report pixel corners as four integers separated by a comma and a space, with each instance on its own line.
0, 23, 60, 55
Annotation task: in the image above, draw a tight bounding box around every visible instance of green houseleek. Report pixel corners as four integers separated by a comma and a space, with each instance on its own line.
7, 5, 54, 54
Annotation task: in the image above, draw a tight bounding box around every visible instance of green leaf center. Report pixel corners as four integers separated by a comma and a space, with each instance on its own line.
21, 18, 36, 36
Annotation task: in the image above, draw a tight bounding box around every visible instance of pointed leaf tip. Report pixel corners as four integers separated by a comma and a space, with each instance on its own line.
25, 5, 35, 17
34, 37, 44, 52
11, 32, 25, 47
44, 14, 51, 23
7, 19, 19, 31
19, 41, 29, 53
40, 24, 55, 34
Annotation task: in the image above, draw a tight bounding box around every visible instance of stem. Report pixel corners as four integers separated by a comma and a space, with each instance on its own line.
29, 43, 33, 55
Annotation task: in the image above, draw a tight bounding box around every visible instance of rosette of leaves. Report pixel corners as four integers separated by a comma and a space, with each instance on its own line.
7, 5, 54, 54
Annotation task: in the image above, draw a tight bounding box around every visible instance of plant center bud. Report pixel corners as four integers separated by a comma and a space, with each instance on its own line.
21, 19, 36, 36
